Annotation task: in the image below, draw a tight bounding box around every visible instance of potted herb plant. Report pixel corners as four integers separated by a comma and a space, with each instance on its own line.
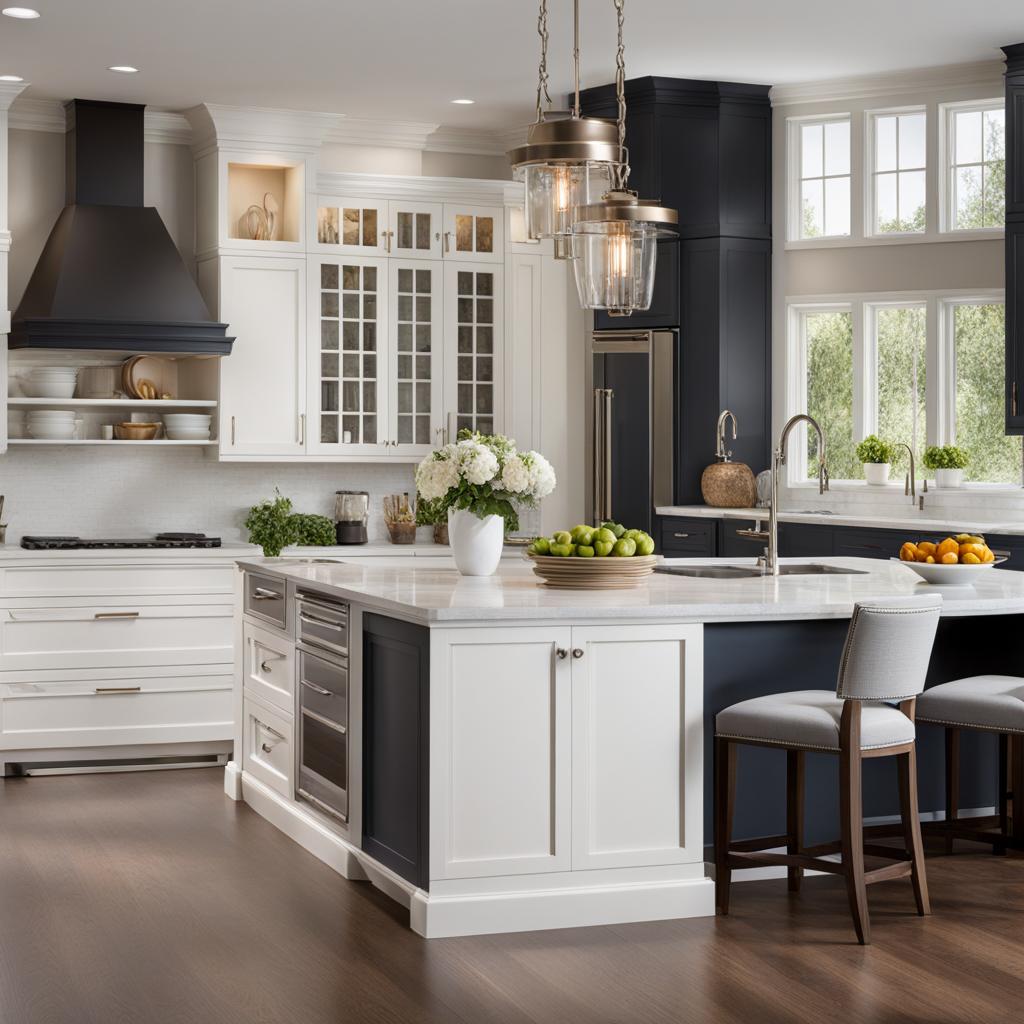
923, 445, 969, 488
856, 435, 895, 486
415, 431, 556, 576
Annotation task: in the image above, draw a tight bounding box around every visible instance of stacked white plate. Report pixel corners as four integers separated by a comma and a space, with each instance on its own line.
27, 409, 77, 440
162, 413, 212, 441
21, 365, 79, 399
7, 409, 25, 439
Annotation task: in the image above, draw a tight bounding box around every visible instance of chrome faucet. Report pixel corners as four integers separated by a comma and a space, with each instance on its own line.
715, 409, 738, 461
895, 442, 916, 505
737, 413, 829, 576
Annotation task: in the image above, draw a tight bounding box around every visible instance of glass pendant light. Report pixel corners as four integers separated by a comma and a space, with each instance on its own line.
571, 0, 678, 315
507, 0, 621, 260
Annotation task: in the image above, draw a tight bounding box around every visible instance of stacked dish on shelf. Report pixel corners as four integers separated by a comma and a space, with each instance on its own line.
26, 409, 77, 440
162, 414, 212, 441
7, 409, 25, 439
21, 366, 78, 399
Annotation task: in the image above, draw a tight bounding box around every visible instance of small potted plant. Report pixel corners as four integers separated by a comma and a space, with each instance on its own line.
923, 445, 969, 488
856, 435, 895, 486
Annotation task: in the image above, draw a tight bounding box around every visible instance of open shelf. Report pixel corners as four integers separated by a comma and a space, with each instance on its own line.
227, 161, 303, 244
9, 398, 218, 409
8, 439, 217, 447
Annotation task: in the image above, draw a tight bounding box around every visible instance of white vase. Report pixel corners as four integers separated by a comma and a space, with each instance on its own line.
862, 462, 890, 486
447, 508, 504, 576
934, 468, 964, 489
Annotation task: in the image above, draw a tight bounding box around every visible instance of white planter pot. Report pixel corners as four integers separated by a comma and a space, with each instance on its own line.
448, 508, 504, 577
862, 462, 891, 486
934, 468, 964, 489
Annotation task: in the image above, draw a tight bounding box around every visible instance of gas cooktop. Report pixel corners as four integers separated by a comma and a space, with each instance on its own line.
20, 533, 222, 550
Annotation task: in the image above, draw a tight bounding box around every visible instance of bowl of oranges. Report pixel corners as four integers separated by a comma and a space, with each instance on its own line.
893, 534, 1006, 583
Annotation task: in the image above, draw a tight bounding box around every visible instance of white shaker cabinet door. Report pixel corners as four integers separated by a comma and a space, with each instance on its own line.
388, 200, 443, 260
570, 623, 704, 870
218, 256, 306, 457
430, 626, 572, 880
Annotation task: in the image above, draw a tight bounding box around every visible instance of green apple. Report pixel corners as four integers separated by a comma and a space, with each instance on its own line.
570, 524, 592, 543
576, 544, 595, 558
549, 542, 573, 557
594, 527, 617, 546
552, 531, 573, 546
635, 534, 655, 556
623, 529, 642, 541
531, 537, 550, 555
593, 540, 614, 557
602, 521, 626, 539
613, 537, 637, 557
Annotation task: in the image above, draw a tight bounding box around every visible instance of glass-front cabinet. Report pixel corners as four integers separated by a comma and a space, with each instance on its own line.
442, 204, 504, 264
313, 197, 387, 257
388, 201, 442, 260
444, 263, 504, 437
308, 256, 389, 455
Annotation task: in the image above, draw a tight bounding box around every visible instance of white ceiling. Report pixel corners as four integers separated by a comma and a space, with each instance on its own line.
1, 0, 1021, 131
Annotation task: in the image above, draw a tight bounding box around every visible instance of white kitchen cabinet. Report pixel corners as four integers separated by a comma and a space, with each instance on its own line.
218, 255, 306, 457
430, 625, 573, 880
442, 203, 503, 264
306, 254, 388, 455
443, 263, 504, 437
312, 195, 387, 256
570, 624, 704, 870
388, 201, 443, 260
242, 692, 293, 798
242, 620, 295, 714
504, 252, 543, 452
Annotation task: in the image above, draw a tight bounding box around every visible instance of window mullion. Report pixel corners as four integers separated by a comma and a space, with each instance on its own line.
854, 302, 871, 442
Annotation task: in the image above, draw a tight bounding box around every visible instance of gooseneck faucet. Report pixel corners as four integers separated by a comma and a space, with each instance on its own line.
737, 413, 829, 576
715, 409, 738, 461
895, 442, 916, 505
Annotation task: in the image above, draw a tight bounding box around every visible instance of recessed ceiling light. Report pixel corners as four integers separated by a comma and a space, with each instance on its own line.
451, 98, 475, 105
107, 65, 139, 74
2, 7, 41, 18
0, 74, 24, 82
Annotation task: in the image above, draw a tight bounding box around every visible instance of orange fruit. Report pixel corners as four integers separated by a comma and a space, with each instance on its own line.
940, 551, 959, 564
961, 552, 981, 564
982, 548, 996, 563
937, 538, 959, 560
925, 555, 936, 563
959, 543, 986, 560
899, 542, 918, 562
917, 541, 937, 557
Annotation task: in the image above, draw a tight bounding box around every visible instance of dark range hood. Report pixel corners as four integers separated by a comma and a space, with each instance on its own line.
10, 100, 233, 354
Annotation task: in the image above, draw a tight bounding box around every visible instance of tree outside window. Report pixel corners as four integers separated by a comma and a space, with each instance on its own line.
804, 310, 859, 480
796, 118, 851, 239
871, 111, 927, 234
875, 306, 927, 469
949, 104, 1005, 230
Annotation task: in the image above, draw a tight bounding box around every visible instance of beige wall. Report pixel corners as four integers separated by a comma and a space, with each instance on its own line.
422, 151, 511, 180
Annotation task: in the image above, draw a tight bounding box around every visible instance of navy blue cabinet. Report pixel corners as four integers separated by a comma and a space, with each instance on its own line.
777, 522, 834, 558
1004, 44, 1024, 433
658, 516, 717, 557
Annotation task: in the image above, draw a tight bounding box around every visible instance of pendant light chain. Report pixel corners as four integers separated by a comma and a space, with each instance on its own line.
613, 0, 630, 190
535, 0, 553, 124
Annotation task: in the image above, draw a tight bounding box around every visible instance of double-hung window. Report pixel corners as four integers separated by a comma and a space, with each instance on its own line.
791, 117, 851, 240
942, 100, 1005, 231
868, 109, 927, 235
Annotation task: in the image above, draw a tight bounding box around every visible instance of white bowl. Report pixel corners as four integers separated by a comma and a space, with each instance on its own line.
165, 430, 212, 441
27, 409, 76, 417
22, 382, 77, 399
28, 365, 78, 374
29, 369, 78, 377
28, 425, 76, 440
891, 556, 1007, 585
163, 414, 212, 425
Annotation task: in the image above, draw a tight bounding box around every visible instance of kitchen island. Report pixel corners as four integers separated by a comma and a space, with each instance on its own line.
229, 555, 1024, 937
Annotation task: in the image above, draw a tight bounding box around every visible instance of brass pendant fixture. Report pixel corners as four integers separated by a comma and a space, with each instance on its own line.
570, 0, 678, 316
507, 0, 620, 259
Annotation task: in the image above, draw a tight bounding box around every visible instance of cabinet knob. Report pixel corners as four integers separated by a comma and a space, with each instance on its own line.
572, 648, 584, 659
556, 647, 568, 659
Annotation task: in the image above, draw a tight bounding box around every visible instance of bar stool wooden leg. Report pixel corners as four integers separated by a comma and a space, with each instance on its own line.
945, 727, 960, 855
996, 734, 1009, 856
898, 746, 931, 916
839, 703, 870, 945
786, 749, 804, 893
715, 737, 736, 915
1012, 735, 1024, 844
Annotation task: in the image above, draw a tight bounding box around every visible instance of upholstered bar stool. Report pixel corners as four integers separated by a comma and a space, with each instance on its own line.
714, 597, 942, 944
916, 676, 1024, 853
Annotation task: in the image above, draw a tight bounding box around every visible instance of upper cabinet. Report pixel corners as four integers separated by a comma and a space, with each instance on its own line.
389, 201, 443, 260
312, 197, 388, 257
442, 204, 504, 263
1004, 45, 1024, 434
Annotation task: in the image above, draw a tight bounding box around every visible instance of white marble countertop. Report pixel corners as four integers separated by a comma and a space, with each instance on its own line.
236, 554, 1024, 625
657, 505, 1024, 536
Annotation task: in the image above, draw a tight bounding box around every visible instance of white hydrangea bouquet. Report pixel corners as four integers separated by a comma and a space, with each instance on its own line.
416, 430, 555, 576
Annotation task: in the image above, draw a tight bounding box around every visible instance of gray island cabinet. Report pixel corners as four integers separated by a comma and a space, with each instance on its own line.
229, 555, 1024, 937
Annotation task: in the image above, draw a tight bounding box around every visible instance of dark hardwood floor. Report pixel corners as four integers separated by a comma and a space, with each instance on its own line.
1, 768, 1022, 1024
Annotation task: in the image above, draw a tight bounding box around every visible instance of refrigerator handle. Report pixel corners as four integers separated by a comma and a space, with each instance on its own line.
593, 388, 613, 523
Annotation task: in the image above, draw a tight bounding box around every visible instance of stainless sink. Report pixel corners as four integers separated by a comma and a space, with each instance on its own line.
656, 563, 867, 579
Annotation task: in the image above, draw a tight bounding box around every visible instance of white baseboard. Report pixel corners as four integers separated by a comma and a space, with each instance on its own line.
223, 760, 242, 800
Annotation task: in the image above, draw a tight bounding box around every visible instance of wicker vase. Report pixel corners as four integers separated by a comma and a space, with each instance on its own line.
700, 461, 758, 508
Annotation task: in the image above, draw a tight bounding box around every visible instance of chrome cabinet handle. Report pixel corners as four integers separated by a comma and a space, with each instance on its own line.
259, 655, 283, 672
673, 532, 690, 539
261, 743, 274, 754
298, 414, 306, 446
556, 647, 568, 660
95, 686, 141, 694
443, 231, 451, 254
300, 612, 345, 631
94, 611, 140, 620
300, 678, 332, 696
252, 587, 282, 601
231, 415, 236, 446
572, 648, 584, 659
260, 724, 286, 742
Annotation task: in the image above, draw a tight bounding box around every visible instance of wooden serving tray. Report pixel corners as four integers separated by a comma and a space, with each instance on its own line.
527, 553, 658, 589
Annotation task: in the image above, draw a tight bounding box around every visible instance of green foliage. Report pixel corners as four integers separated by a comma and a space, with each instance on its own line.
923, 445, 969, 470
877, 203, 926, 234
876, 306, 926, 468
953, 113, 1004, 230
290, 513, 336, 547
805, 311, 860, 480
244, 490, 297, 557
855, 435, 895, 464
415, 496, 446, 527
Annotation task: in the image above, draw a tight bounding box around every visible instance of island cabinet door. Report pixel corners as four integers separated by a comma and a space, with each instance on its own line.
569, 623, 704, 871
430, 626, 573, 881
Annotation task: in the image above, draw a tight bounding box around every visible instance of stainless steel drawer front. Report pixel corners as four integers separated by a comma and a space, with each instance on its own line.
298, 648, 348, 728
296, 592, 348, 657
244, 573, 287, 629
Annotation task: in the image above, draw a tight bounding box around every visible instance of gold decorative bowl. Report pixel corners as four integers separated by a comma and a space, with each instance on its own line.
527, 552, 658, 589
114, 422, 160, 441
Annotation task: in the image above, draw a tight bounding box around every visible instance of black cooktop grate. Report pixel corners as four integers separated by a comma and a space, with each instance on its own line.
20, 533, 222, 550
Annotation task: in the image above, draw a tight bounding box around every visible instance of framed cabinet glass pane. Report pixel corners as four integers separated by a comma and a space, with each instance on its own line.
315, 197, 385, 255
443, 204, 503, 263
389, 201, 442, 259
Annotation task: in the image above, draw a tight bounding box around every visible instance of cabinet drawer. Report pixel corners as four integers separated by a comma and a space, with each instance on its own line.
243, 622, 295, 714
0, 602, 232, 672
243, 695, 293, 798
0, 673, 233, 748
659, 518, 716, 556
298, 648, 348, 727
244, 572, 289, 631
832, 528, 904, 560
0, 562, 234, 598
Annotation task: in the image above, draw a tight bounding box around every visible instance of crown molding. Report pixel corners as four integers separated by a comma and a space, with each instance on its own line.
185, 103, 343, 156
9, 96, 193, 142
771, 59, 1005, 107
0, 80, 29, 114
316, 169, 511, 205
324, 116, 439, 150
